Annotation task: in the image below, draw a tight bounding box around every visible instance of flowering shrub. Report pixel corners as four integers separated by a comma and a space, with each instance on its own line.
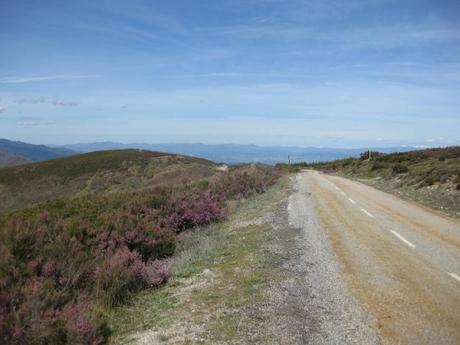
0, 164, 281, 344
59, 300, 109, 345
161, 191, 225, 232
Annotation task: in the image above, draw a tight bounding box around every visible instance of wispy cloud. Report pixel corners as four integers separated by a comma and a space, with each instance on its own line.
197, 73, 241, 77
13, 97, 47, 104
17, 120, 56, 126
51, 100, 79, 107
12, 97, 79, 107
0, 75, 97, 84
0, 106, 5, 113
172, 72, 242, 79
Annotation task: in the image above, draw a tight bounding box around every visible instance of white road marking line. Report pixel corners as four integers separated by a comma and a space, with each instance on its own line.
348, 198, 356, 204
334, 186, 340, 191
360, 208, 375, 218
390, 230, 415, 248
340, 191, 347, 196
448, 272, 460, 283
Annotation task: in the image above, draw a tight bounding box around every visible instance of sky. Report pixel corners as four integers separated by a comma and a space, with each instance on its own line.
0, 0, 459, 148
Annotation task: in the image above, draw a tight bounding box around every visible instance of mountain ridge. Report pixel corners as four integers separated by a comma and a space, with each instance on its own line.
0, 138, 75, 162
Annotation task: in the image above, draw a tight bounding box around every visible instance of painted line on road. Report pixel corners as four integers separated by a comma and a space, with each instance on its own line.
360, 208, 375, 218
390, 230, 415, 248
340, 191, 347, 197
448, 272, 460, 283
348, 198, 356, 204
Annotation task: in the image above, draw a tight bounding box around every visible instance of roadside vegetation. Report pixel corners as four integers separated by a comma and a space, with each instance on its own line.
279, 146, 460, 217
0, 150, 282, 344
110, 176, 290, 344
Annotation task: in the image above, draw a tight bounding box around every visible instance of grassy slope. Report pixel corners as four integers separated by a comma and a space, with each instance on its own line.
110, 177, 290, 344
0, 149, 216, 214
285, 146, 460, 217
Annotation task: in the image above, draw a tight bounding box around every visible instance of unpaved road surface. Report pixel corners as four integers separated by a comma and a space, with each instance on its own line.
290, 171, 460, 345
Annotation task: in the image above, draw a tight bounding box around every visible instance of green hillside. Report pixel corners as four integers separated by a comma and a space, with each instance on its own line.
0, 151, 30, 167
0, 149, 216, 214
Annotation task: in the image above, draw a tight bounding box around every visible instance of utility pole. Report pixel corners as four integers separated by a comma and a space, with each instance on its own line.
288, 155, 291, 165
368, 149, 372, 161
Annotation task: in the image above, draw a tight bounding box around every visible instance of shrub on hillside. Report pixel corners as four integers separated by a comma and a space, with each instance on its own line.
161, 191, 225, 232
392, 164, 409, 174
371, 161, 388, 170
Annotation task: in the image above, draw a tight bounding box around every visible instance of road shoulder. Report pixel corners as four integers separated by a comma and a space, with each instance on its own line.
288, 173, 381, 345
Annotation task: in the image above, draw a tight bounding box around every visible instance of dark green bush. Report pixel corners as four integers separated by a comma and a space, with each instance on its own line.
392, 164, 409, 174
371, 161, 388, 170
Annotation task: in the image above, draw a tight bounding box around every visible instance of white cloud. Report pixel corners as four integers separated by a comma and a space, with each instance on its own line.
0, 106, 5, 113
0, 75, 97, 84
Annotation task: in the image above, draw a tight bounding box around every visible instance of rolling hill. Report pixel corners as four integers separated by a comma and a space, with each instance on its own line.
0, 149, 217, 214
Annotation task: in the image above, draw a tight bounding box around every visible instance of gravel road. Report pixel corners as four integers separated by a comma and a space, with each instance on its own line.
288, 171, 460, 345
282, 173, 381, 344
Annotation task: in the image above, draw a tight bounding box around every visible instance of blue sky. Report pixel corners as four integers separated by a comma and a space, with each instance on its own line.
0, 0, 459, 147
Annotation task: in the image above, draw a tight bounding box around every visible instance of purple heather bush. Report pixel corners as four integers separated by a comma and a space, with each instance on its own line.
0, 164, 281, 344
161, 190, 225, 232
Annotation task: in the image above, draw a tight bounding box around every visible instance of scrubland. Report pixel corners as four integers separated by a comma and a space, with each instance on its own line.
0, 150, 282, 344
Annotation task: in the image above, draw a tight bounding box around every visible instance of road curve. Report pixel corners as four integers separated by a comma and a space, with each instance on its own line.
297, 170, 460, 345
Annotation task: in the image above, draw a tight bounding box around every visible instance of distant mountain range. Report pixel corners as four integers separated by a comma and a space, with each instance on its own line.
0, 139, 75, 163
63, 141, 417, 164
0, 138, 419, 166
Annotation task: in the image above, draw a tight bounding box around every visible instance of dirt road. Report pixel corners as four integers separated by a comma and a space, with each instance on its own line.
290, 171, 460, 344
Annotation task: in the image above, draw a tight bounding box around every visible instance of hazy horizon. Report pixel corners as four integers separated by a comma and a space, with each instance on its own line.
1, 137, 453, 151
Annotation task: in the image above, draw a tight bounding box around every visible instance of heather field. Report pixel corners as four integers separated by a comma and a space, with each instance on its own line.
0, 150, 282, 344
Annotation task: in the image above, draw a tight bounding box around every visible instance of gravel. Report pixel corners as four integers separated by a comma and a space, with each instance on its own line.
265, 174, 381, 344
